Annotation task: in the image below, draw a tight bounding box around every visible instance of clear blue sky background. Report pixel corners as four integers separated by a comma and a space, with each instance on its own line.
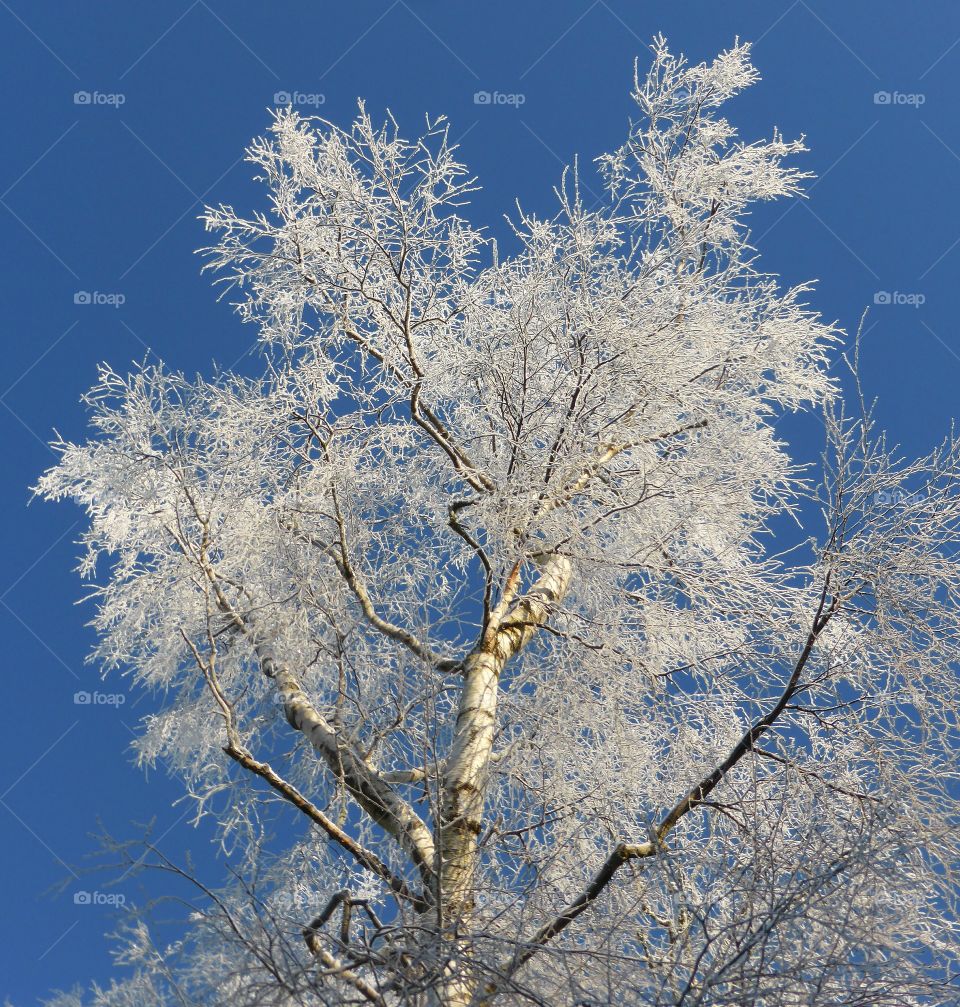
1, 2, 958, 1001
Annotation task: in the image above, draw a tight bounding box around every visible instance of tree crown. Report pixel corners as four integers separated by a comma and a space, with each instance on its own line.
38, 38, 960, 1007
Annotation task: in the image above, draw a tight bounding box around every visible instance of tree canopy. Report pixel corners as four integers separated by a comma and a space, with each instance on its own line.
38, 38, 960, 1007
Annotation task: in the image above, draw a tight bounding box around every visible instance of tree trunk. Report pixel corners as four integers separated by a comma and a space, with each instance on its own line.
436, 554, 573, 1005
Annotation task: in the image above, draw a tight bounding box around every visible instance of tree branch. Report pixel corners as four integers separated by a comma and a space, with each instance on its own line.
180, 623, 429, 912
225, 744, 429, 913
493, 577, 836, 989
195, 548, 439, 896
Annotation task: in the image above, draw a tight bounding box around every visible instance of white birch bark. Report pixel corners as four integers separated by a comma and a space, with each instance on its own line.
438, 554, 573, 1004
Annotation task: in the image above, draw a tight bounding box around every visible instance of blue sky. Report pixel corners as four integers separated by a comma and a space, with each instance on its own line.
2, 1, 959, 1001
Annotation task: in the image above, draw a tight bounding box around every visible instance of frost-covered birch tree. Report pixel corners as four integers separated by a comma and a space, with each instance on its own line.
38, 39, 960, 1007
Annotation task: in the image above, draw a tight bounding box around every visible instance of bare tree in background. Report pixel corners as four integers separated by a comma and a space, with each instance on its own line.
38, 38, 960, 1007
